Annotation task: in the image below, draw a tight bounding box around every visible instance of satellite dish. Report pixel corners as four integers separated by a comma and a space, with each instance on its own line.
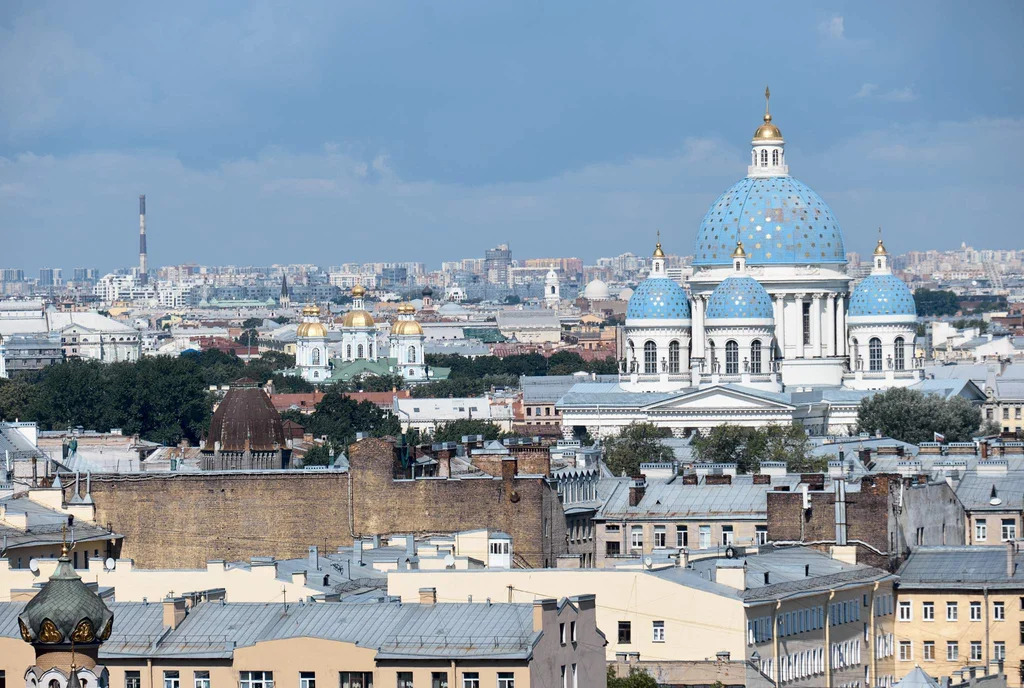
725, 546, 737, 559
643, 555, 654, 569
104, 558, 116, 571
28, 559, 39, 574
990, 497, 1003, 506
443, 554, 456, 568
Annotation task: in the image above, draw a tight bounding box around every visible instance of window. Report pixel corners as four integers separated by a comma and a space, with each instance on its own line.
338, 674, 371, 688
431, 674, 449, 688
922, 602, 934, 621
126, 673, 141, 688
947, 601, 958, 621
699, 525, 711, 549
194, 673, 210, 688
497, 674, 514, 688
654, 525, 666, 548
869, 337, 882, 372
803, 303, 812, 346
164, 672, 180, 688
1002, 518, 1017, 541
240, 674, 273, 688
618, 621, 632, 644
397, 675, 413, 688
898, 601, 912, 621
408, 348, 417, 363
571, 621, 577, 643
653, 620, 665, 642
755, 525, 767, 545
643, 341, 657, 374
560, 622, 566, 645
995, 601, 1005, 620
676, 526, 688, 547
1020, 621, 1024, 644
995, 641, 1006, 661
772, 149, 779, 166
605, 524, 620, 533
899, 641, 912, 661
722, 525, 734, 546
606, 541, 621, 556
631, 526, 643, 550
560, 667, 566, 688
750, 339, 762, 374
725, 340, 739, 375
760, 149, 768, 166
571, 664, 577, 688
977, 519, 988, 542
357, 344, 364, 358
1005, 408, 1011, 420
969, 641, 982, 661
461, 674, 479, 688
668, 341, 680, 373
946, 641, 959, 661
970, 601, 981, 621
894, 337, 905, 370
923, 641, 935, 660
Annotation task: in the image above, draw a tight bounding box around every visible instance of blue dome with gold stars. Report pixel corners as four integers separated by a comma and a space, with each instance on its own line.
626, 277, 691, 320
706, 275, 774, 319
849, 274, 916, 318
694, 176, 845, 266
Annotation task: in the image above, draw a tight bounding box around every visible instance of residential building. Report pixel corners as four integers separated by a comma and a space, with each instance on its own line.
957, 464, 1024, 546
895, 545, 1024, 687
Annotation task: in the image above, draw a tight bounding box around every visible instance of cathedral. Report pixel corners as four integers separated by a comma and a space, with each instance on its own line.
560, 90, 923, 438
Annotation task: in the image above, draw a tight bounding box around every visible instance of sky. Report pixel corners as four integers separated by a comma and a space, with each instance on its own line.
1, 1, 1023, 274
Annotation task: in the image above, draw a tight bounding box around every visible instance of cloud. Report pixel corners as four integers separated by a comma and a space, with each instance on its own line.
820, 16, 845, 40
855, 84, 916, 102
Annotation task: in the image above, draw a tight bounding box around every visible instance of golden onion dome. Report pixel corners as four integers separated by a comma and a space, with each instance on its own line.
342, 310, 375, 328
296, 321, 328, 338
732, 240, 747, 258
351, 285, 366, 298
874, 238, 888, 256
653, 242, 665, 258
753, 113, 783, 141
397, 303, 416, 315
301, 304, 321, 317
392, 319, 423, 336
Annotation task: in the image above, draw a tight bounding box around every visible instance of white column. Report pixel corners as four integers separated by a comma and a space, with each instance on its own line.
811, 293, 822, 358
837, 296, 847, 356
794, 293, 805, 358
825, 294, 836, 357
775, 294, 786, 359
692, 296, 705, 359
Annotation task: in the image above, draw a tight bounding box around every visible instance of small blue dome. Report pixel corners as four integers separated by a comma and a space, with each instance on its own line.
706, 276, 774, 319
694, 176, 845, 266
849, 274, 916, 317
626, 277, 691, 320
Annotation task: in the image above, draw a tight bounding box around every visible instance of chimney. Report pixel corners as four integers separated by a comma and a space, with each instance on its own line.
406, 534, 416, 557
501, 456, 518, 483
753, 473, 771, 485
981, 441, 989, 459
628, 475, 647, 506
162, 597, 187, 630
353, 539, 364, 566
1007, 541, 1016, 578
419, 587, 437, 605
532, 598, 557, 632
308, 545, 319, 570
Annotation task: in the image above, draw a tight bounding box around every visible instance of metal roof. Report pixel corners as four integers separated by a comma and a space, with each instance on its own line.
897, 546, 1024, 589
956, 471, 1024, 511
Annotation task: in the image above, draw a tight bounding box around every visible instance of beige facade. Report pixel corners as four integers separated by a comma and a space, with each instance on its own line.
894, 588, 1022, 687
595, 519, 766, 567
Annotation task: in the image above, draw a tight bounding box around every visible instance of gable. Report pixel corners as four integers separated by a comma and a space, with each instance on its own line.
644, 386, 795, 412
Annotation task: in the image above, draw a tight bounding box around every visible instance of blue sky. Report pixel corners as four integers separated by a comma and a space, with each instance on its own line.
2, 1, 1022, 273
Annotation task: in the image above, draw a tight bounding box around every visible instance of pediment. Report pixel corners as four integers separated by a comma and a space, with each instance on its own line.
643, 385, 794, 412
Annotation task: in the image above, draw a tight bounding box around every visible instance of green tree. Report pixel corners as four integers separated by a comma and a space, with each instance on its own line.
0, 378, 38, 421
914, 288, 960, 317
857, 387, 985, 444
607, 667, 659, 688
691, 423, 821, 473
301, 390, 400, 446
240, 317, 263, 330
604, 422, 674, 477
431, 419, 505, 443
301, 443, 336, 466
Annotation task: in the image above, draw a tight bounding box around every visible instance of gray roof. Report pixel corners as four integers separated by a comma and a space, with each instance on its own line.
597, 473, 802, 521
910, 377, 986, 401
0, 494, 119, 552
894, 667, 940, 688
521, 374, 618, 404
897, 546, 1024, 589
556, 382, 796, 410
0, 599, 543, 660
955, 470, 1024, 511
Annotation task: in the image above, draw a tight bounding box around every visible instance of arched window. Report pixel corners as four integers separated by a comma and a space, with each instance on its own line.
750, 339, 762, 374
869, 337, 882, 371
346, 344, 352, 359
772, 149, 779, 165
643, 341, 657, 374
408, 347, 417, 363
668, 340, 680, 373
357, 344, 364, 359
894, 336, 905, 370
725, 340, 739, 374
760, 149, 768, 166
368, 344, 373, 359
312, 348, 320, 366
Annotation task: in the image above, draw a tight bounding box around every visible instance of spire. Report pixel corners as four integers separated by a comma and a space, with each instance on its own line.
764, 85, 771, 121
872, 228, 891, 273
649, 233, 666, 277
653, 231, 665, 258
750, 86, 787, 177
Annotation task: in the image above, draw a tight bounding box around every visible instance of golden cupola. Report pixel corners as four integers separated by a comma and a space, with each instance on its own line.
753, 86, 783, 141
343, 285, 376, 328
391, 302, 423, 336
296, 304, 328, 337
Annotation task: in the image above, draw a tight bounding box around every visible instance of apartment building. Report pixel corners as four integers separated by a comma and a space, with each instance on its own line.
895, 545, 1024, 688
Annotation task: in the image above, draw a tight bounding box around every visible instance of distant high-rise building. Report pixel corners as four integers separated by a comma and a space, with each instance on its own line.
38, 268, 62, 287
485, 244, 512, 284
72, 267, 99, 283
0, 269, 25, 282
138, 194, 148, 285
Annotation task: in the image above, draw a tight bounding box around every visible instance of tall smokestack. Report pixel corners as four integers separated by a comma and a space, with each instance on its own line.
139, 194, 148, 284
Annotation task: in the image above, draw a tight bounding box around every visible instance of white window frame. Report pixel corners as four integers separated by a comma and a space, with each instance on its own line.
898, 601, 912, 622
976, 519, 988, 542
994, 601, 1005, 621
922, 602, 934, 621
946, 601, 958, 622
898, 641, 912, 661
652, 620, 665, 643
